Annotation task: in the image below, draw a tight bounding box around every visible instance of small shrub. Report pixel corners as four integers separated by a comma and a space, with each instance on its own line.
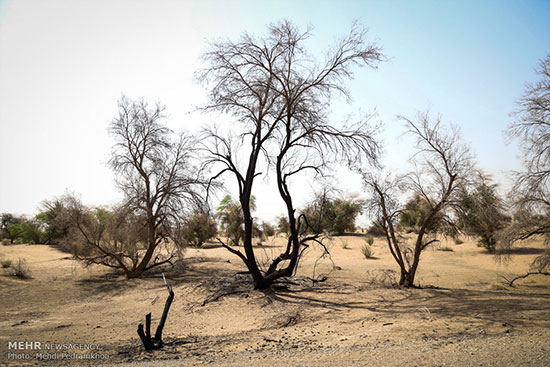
453, 237, 464, 245
438, 246, 454, 252
1, 239, 10, 245
365, 236, 374, 246
11, 258, 31, 279
366, 223, 386, 237
365, 269, 397, 288
360, 244, 373, 259
261, 222, 276, 237
180, 211, 218, 248
1, 259, 12, 268
340, 239, 349, 249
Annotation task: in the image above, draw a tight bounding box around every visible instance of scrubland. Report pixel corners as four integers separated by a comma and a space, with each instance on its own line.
1, 235, 549, 366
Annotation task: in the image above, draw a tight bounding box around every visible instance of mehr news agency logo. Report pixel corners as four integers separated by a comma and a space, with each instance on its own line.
7, 341, 109, 361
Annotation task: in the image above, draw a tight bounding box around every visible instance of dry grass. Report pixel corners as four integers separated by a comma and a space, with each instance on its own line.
11, 257, 32, 279
1, 258, 12, 268
360, 243, 374, 258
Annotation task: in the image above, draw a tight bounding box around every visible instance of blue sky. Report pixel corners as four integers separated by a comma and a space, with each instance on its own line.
0, 0, 548, 223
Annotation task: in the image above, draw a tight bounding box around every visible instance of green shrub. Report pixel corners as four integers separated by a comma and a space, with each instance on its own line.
365, 236, 374, 246
1, 259, 12, 268
301, 195, 362, 235
261, 222, 276, 237
360, 244, 373, 259
180, 211, 218, 248
216, 195, 254, 246
455, 182, 509, 253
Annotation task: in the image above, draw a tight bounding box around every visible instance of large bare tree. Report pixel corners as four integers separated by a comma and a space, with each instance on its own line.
364, 112, 475, 287
107, 96, 208, 278
502, 55, 550, 274
198, 20, 382, 289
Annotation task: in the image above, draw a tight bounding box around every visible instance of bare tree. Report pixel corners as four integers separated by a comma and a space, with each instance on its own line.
501, 55, 550, 276
364, 112, 475, 287
198, 20, 382, 289
106, 96, 208, 278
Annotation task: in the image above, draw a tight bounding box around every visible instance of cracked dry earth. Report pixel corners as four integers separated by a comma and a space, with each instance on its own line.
1, 235, 549, 366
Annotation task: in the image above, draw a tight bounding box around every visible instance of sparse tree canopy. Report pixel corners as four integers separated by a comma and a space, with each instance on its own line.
50, 96, 208, 277
508, 55, 550, 206
35, 197, 72, 245
364, 112, 476, 287
502, 55, 550, 272
106, 96, 209, 277
199, 20, 382, 289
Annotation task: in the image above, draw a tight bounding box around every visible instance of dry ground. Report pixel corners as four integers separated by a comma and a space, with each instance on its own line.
0, 235, 549, 366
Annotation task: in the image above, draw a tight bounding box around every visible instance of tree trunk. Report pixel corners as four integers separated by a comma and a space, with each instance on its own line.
127, 243, 156, 278
137, 281, 174, 350
253, 276, 272, 290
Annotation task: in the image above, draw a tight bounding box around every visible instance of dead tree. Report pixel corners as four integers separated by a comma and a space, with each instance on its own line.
198, 20, 382, 289
501, 55, 550, 270
108, 96, 209, 278
364, 112, 475, 287
137, 274, 174, 350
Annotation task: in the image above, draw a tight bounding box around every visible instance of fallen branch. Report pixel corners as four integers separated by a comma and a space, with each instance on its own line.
506, 271, 550, 287
137, 273, 175, 350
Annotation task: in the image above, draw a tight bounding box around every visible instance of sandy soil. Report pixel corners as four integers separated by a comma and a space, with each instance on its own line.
0, 235, 549, 367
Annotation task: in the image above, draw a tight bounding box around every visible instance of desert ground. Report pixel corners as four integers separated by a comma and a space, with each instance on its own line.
1, 235, 549, 367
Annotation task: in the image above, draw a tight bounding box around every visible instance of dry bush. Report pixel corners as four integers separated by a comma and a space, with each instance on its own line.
1, 259, 12, 268
340, 239, 349, 249
364, 269, 398, 288
11, 258, 31, 279
360, 243, 374, 259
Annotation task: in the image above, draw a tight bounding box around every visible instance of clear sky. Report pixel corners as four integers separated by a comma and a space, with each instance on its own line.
0, 0, 549, 224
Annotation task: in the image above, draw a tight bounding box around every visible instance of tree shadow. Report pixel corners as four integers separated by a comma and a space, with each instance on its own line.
259, 282, 550, 329
371, 287, 550, 328
263, 282, 413, 311
75, 273, 134, 295
506, 247, 546, 255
